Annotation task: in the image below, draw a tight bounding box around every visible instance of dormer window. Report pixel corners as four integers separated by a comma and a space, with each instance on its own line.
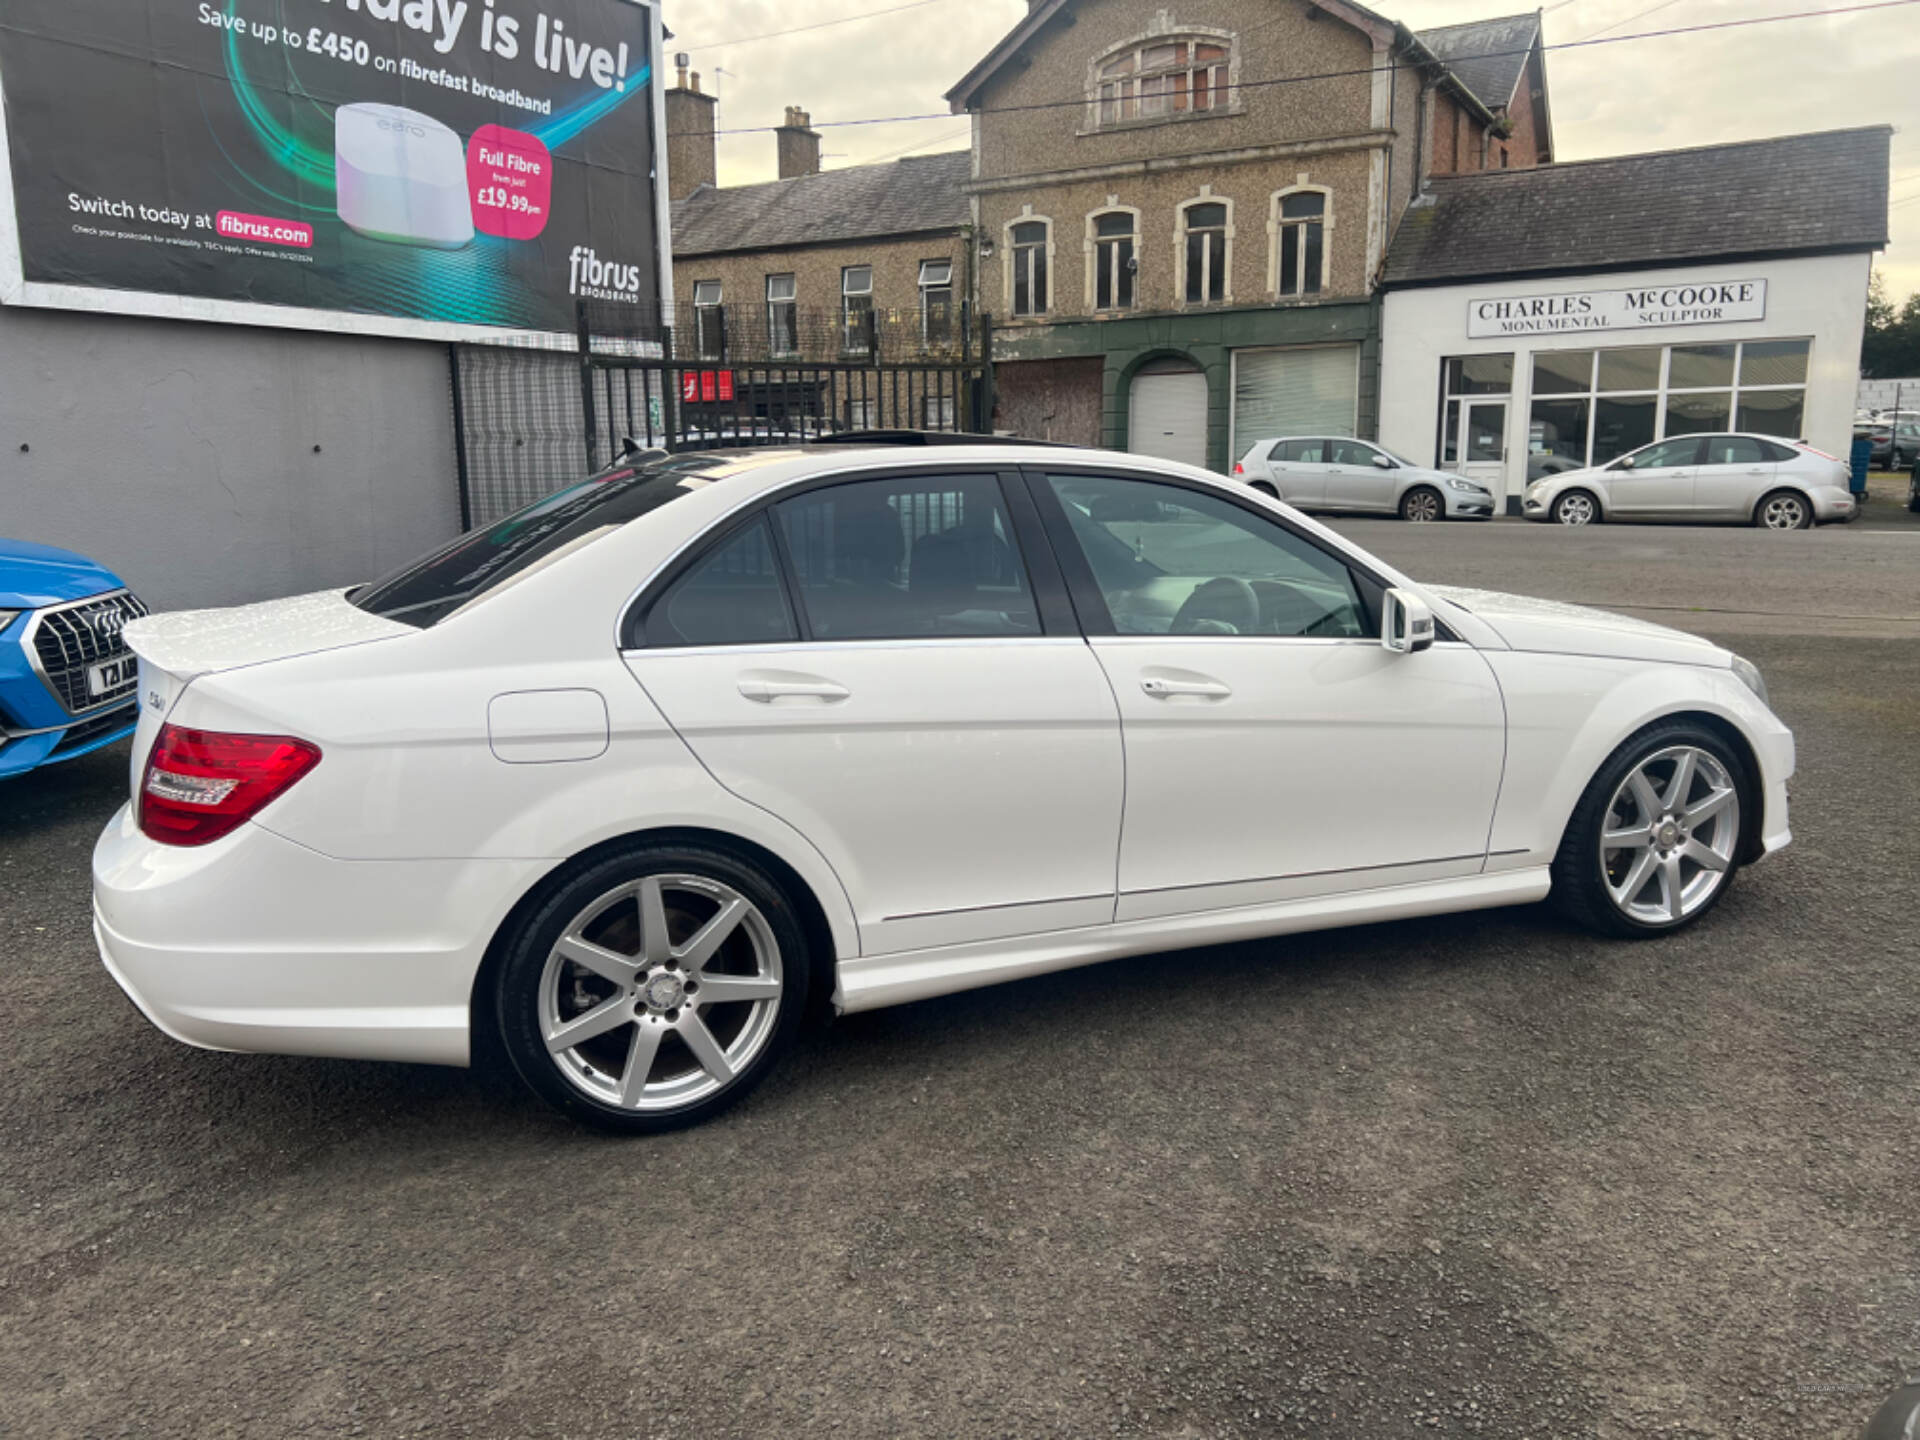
1094, 36, 1232, 127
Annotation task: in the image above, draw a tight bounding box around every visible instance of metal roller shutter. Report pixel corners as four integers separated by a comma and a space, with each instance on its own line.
1128, 366, 1209, 469
1231, 345, 1360, 455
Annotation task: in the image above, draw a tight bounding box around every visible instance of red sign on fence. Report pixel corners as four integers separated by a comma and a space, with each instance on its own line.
681, 370, 736, 403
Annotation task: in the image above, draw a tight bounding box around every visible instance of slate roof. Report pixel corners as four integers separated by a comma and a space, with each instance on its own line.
1382, 127, 1892, 288
1416, 12, 1538, 110
672, 152, 971, 257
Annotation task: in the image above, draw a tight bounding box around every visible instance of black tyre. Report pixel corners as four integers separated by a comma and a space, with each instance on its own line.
1399, 486, 1443, 522
1552, 489, 1600, 525
1550, 718, 1752, 939
1754, 489, 1812, 529
494, 841, 811, 1133
1250, 480, 1279, 499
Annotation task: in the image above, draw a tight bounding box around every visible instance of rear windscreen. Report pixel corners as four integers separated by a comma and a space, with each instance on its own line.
352, 455, 735, 628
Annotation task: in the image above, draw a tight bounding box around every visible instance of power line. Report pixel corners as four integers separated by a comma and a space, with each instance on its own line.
1573, 0, 1688, 42
673, 0, 1920, 138
677, 0, 950, 52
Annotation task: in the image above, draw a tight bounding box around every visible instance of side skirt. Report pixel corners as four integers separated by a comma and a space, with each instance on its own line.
834, 867, 1553, 1014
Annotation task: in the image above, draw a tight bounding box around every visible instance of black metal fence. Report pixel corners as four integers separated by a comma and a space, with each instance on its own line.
450, 299, 993, 527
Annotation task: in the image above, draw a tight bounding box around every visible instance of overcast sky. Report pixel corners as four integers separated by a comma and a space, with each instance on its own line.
665, 0, 1920, 302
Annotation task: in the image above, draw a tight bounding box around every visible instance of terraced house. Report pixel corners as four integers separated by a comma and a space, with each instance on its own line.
950, 0, 1552, 468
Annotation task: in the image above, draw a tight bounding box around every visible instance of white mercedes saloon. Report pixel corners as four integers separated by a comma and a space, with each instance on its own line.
95, 441, 1794, 1132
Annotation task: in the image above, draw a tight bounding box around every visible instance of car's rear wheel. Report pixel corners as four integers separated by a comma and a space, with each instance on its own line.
1552, 490, 1599, 525
1399, 486, 1442, 522
1250, 480, 1279, 499
495, 842, 809, 1133
1754, 489, 1811, 529
1551, 720, 1750, 938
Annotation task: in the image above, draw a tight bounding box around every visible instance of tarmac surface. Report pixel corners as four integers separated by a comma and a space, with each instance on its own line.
2, 504, 1917, 1438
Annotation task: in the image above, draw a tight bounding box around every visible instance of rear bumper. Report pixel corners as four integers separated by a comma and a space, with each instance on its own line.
92, 804, 547, 1067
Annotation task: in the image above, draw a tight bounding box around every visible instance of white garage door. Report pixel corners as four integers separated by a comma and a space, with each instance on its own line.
1128, 365, 1209, 469
1231, 345, 1359, 455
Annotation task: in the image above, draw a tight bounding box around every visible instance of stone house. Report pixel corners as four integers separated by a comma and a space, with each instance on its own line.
948, 0, 1553, 468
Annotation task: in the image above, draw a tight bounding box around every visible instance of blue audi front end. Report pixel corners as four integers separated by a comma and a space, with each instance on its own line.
0, 539, 147, 781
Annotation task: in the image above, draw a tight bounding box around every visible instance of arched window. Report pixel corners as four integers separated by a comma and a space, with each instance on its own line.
1270, 188, 1329, 297
1179, 199, 1230, 306
1007, 218, 1051, 317
1093, 35, 1232, 127
1088, 210, 1138, 312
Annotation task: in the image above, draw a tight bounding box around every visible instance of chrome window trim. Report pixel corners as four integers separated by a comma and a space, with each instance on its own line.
20, 589, 147, 717
623, 635, 1085, 661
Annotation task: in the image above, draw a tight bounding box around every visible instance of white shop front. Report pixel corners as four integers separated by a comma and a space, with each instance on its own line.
1378, 251, 1873, 514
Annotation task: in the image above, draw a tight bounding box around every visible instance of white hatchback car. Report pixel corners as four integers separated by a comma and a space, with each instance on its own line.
96, 442, 1793, 1132
1233, 436, 1495, 521
1523, 432, 1856, 527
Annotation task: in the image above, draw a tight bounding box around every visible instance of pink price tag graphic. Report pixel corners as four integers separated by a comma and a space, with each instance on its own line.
466, 125, 552, 241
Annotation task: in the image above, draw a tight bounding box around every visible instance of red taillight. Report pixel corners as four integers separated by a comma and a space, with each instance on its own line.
1233, 462, 1244, 475
139, 725, 321, 847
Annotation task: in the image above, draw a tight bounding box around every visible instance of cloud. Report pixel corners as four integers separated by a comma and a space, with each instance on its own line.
666, 0, 1919, 299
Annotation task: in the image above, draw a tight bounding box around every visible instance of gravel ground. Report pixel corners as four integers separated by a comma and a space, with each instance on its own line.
2, 523, 1917, 1439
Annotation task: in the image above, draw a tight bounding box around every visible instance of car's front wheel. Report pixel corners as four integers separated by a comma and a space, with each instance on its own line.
1399, 486, 1443, 522
1551, 720, 1750, 938
495, 842, 810, 1133
1551, 490, 1599, 525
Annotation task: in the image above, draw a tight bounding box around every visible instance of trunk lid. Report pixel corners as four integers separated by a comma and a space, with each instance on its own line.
121, 588, 415, 794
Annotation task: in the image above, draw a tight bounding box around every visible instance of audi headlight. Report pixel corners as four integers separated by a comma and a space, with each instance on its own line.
1731, 654, 1769, 708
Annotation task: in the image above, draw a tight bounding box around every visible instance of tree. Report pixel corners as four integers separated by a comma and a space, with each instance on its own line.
1861, 269, 1920, 379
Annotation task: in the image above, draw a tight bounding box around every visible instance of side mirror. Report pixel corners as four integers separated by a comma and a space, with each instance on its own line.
1372, 454, 1393, 470
1615, 455, 1637, 471
1382, 588, 1435, 654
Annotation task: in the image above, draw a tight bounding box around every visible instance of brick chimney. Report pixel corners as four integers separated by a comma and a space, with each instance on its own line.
775, 106, 821, 179
664, 61, 717, 200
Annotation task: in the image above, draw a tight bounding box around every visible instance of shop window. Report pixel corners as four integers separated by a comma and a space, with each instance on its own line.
1445, 354, 1514, 394
1739, 340, 1810, 387
765, 274, 798, 358
1597, 347, 1663, 392
1093, 35, 1233, 128
1664, 391, 1734, 437
1531, 349, 1593, 395
1180, 200, 1229, 305
1737, 389, 1805, 439
1090, 210, 1138, 312
1668, 344, 1735, 389
1437, 353, 1513, 465
1009, 219, 1050, 317
1593, 396, 1658, 464
1529, 397, 1589, 474
920, 259, 954, 343
842, 265, 874, 354
1272, 189, 1327, 297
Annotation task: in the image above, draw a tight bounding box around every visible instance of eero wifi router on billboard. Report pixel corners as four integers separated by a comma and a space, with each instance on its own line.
335, 103, 475, 249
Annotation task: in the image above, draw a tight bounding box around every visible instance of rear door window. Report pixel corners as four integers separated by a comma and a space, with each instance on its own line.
1277, 439, 1327, 463
773, 474, 1041, 640
1701, 436, 1768, 466
643, 518, 798, 648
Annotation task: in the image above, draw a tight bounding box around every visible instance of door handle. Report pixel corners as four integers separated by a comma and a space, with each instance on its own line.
738, 673, 850, 704
1141, 674, 1231, 700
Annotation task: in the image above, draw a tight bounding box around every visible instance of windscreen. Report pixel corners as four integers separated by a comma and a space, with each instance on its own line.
352, 455, 735, 628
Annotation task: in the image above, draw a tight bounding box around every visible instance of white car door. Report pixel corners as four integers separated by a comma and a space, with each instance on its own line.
1325, 439, 1396, 512
624, 470, 1124, 955
1267, 439, 1329, 507
1604, 436, 1702, 518
1692, 434, 1777, 520
1031, 469, 1506, 923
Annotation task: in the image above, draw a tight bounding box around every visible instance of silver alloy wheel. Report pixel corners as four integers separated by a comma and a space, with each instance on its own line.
1403, 489, 1441, 522
1759, 493, 1808, 529
1600, 744, 1741, 925
1555, 492, 1596, 525
538, 874, 784, 1112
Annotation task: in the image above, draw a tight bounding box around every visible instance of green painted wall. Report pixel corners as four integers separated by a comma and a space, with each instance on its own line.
992, 298, 1382, 472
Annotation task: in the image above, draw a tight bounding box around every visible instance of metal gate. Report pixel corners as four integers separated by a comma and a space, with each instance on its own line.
452, 300, 993, 528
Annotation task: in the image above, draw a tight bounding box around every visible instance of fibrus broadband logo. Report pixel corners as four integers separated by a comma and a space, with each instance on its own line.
568, 247, 643, 302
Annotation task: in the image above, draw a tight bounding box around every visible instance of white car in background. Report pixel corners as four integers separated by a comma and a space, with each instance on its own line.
1524, 432, 1856, 528
95, 441, 1791, 1133
1233, 435, 1495, 521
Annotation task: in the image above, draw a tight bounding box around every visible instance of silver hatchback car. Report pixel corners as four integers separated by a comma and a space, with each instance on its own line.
1234, 436, 1495, 521
1524, 432, 1856, 528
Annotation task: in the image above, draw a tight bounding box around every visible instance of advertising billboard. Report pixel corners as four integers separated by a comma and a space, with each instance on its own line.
0, 0, 666, 340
